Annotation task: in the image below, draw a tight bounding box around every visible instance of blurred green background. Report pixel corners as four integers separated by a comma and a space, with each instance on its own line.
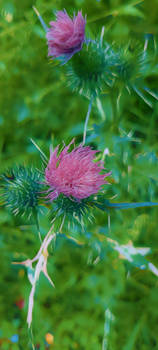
0, 0, 158, 349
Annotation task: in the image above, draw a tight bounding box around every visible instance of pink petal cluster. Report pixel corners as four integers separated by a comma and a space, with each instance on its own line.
45, 140, 110, 201
46, 10, 86, 62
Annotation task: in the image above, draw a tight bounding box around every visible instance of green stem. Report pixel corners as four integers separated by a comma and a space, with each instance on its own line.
83, 98, 93, 145
33, 209, 42, 243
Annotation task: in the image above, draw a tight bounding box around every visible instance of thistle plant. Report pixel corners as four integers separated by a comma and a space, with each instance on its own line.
1, 4, 158, 349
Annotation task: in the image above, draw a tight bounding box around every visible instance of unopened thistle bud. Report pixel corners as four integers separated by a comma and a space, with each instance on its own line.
111, 44, 147, 86
67, 40, 115, 98
1, 166, 43, 218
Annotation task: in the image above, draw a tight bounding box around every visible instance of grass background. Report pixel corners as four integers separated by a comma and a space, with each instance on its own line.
0, 0, 158, 349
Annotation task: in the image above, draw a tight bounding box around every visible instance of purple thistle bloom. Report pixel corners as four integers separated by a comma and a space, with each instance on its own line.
45, 139, 111, 201
46, 10, 86, 63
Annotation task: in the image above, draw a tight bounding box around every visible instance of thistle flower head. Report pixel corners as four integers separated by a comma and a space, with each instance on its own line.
45, 140, 110, 201
1, 166, 43, 218
46, 10, 86, 63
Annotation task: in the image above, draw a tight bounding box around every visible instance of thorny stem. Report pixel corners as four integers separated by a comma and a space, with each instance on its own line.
82, 98, 93, 145
13, 224, 56, 328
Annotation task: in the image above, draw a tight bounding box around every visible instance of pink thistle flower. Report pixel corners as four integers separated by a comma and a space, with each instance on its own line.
46, 10, 86, 63
45, 140, 111, 201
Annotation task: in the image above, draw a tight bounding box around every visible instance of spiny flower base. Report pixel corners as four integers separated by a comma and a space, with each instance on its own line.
50, 194, 94, 231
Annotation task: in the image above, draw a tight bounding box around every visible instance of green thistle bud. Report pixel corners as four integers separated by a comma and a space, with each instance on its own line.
67, 40, 114, 98
1, 166, 43, 218
110, 43, 156, 107
111, 44, 146, 87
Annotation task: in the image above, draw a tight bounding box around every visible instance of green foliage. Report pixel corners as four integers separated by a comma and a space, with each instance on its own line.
0, 0, 158, 349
